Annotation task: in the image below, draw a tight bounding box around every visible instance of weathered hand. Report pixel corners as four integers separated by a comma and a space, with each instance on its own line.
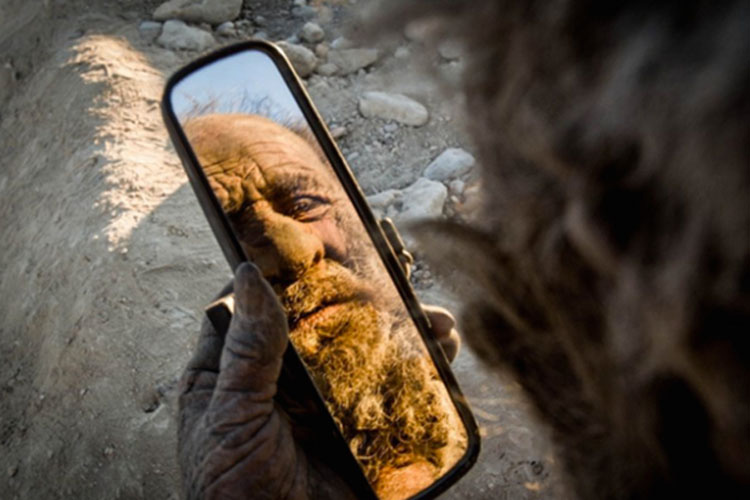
177, 262, 356, 500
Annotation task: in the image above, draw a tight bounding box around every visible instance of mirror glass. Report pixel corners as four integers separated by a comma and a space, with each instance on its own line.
170, 47, 469, 500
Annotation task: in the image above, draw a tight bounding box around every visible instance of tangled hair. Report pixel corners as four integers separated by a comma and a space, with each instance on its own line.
380, 0, 750, 498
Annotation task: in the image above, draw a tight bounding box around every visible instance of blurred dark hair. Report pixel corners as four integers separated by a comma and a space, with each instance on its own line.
384, 0, 750, 497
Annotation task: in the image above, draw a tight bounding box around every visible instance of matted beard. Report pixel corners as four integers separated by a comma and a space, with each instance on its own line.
276, 254, 456, 490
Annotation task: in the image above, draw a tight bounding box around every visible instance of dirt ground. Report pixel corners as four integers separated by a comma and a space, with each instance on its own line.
0, 1, 568, 498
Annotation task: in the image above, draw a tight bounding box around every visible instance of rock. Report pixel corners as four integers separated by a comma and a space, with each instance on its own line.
438, 39, 463, 60
317, 5, 334, 24
383, 122, 399, 133
330, 36, 352, 49
286, 34, 300, 44
253, 31, 268, 40
314, 43, 329, 59
404, 18, 441, 42
394, 46, 410, 59
0, 62, 16, 103
292, 5, 317, 19
424, 148, 475, 181
215, 21, 234, 36
449, 179, 465, 195
366, 189, 401, 218
138, 21, 163, 40
301, 22, 324, 43
276, 41, 317, 77
358, 91, 429, 127
153, 0, 242, 25
253, 15, 266, 26
293, 0, 307, 6
157, 20, 215, 51
330, 126, 347, 139
315, 62, 338, 76
395, 178, 447, 222
327, 48, 378, 75
235, 19, 251, 31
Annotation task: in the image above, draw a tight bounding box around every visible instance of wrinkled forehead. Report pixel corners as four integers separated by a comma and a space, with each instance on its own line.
183, 113, 337, 211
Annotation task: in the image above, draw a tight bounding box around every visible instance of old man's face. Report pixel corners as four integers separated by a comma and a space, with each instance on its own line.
184, 113, 467, 500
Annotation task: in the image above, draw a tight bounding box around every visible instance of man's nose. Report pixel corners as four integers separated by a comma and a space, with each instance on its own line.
245, 208, 324, 283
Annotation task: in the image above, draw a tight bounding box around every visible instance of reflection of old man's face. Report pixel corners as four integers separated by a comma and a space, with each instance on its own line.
184, 114, 465, 499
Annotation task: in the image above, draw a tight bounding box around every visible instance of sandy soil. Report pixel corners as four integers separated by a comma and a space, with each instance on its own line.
0, 1, 568, 498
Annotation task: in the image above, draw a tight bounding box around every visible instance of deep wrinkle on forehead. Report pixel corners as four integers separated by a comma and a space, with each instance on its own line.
186, 113, 349, 216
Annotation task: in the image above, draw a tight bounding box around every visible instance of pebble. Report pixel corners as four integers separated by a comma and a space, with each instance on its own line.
301, 22, 325, 43
153, 0, 242, 25
404, 18, 441, 42
253, 31, 268, 40
276, 41, 317, 77
394, 46, 410, 59
358, 91, 429, 127
157, 20, 215, 51
315, 62, 338, 76
330, 36, 352, 50
330, 125, 347, 139
327, 48, 378, 75
215, 21, 235, 36
366, 189, 401, 218
253, 15, 266, 26
314, 43, 329, 59
424, 148, 475, 181
0, 62, 16, 103
292, 5, 317, 19
383, 122, 399, 133
293, 0, 307, 6
438, 39, 463, 60
317, 5, 334, 24
138, 21, 163, 40
396, 178, 448, 222
449, 179, 465, 195
234, 19, 252, 31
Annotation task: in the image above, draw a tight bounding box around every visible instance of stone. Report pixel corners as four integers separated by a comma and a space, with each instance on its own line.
293, 0, 307, 6
153, 0, 242, 25
138, 21, 163, 41
366, 189, 401, 218
330, 36, 352, 50
394, 46, 410, 59
383, 122, 399, 133
330, 126, 347, 139
449, 179, 465, 195
253, 31, 268, 40
157, 20, 215, 51
424, 148, 475, 181
358, 91, 429, 127
327, 48, 378, 75
438, 39, 463, 60
0, 62, 16, 103
292, 5, 317, 19
314, 43, 329, 59
276, 41, 317, 77
395, 178, 447, 222
215, 21, 234, 36
300, 22, 324, 43
315, 62, 338, 76
317, 5, 334, 24
404, 18, 441, 42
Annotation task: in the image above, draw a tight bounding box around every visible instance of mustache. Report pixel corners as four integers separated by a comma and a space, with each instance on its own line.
277, 259, 375, 326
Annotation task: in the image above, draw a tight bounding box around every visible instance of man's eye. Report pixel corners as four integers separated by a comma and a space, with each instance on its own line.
288, 195, 328, 220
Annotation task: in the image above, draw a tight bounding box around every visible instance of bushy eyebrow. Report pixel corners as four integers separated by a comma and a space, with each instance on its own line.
264, 164, 338, 200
